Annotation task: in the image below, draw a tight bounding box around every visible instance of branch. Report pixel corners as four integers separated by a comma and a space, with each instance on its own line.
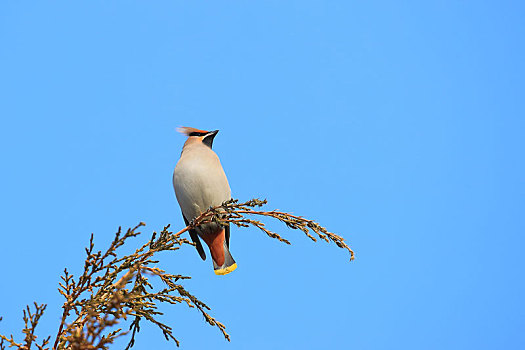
0, 198, 354, 350
192, 198, 354, 260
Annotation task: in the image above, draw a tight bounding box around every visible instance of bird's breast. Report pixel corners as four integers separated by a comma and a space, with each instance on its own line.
173, 150, 231, 221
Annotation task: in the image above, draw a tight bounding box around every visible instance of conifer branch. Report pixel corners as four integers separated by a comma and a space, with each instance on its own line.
0, 198, 353, 349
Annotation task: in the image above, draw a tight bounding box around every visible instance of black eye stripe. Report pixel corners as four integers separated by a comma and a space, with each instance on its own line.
189, 132, 207, 137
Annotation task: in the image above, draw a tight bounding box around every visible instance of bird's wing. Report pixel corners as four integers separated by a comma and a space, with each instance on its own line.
225, 223, 230, 248
182, 213, 206, 260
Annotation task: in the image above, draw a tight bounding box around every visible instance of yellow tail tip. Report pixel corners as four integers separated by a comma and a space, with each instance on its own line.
214, 263, 238, 275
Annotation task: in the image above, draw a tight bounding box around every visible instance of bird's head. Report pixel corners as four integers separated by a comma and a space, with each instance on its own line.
177, 127, 219, 149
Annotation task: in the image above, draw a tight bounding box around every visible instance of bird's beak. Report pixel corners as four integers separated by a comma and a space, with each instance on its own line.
209, 130, 219, 137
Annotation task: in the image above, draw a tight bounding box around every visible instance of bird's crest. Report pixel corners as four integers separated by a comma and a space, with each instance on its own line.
177, 127, 209, 136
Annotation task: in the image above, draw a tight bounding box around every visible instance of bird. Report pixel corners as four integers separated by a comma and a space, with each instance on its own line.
172, 127, 237, 275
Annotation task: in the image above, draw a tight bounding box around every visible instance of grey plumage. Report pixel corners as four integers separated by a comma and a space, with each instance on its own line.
172, 127, 237, 275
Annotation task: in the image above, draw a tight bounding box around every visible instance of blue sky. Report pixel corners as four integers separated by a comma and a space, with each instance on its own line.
0, 1, 524, 349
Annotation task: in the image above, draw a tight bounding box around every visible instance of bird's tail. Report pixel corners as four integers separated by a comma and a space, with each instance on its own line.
213, 240, 237, 275
201, 227, 237, 275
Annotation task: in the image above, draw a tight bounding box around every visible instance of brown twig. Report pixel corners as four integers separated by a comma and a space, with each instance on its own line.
1, 198, 353, 350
